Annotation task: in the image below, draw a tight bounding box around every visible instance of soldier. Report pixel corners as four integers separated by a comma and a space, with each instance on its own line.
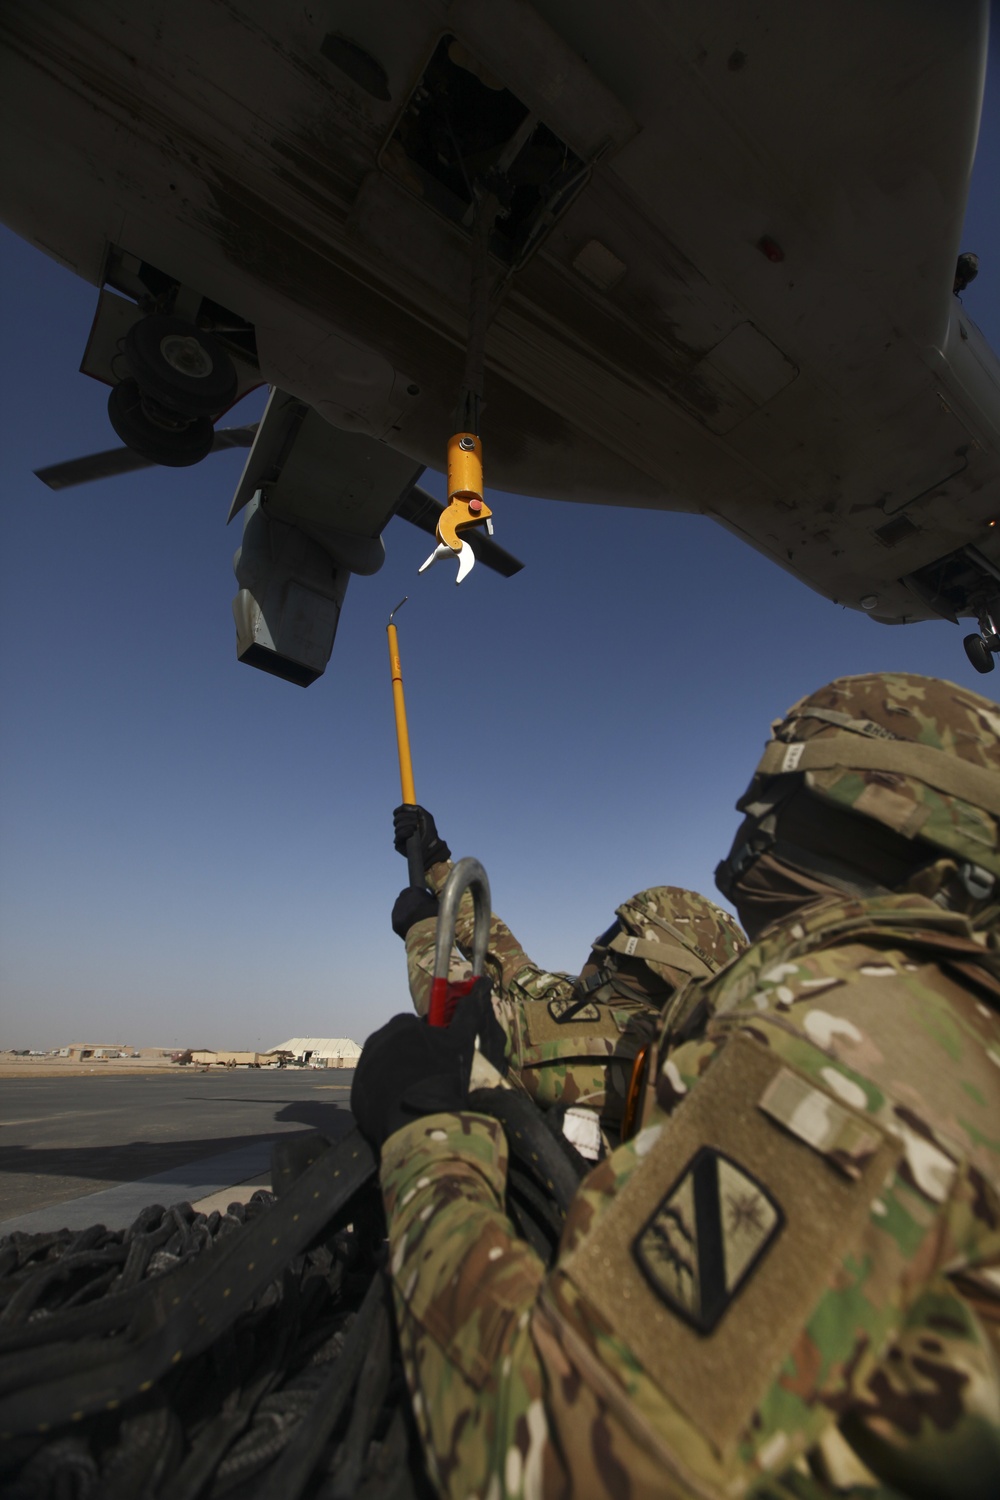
389, 803, 746, 1149
354, 674, 1000, 1499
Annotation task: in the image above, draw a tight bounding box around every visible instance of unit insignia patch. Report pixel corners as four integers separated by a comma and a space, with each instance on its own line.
633, 1147, 782, 1333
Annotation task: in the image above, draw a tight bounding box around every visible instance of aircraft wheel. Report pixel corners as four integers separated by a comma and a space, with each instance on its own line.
963, 632, 996, 674
124, 314, 238, 416
107, 378, 215, 467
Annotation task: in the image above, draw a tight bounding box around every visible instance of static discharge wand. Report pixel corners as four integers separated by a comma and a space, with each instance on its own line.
386, 600, 491, 1029
389, 190, 502, 1022
386, 596, 425, 890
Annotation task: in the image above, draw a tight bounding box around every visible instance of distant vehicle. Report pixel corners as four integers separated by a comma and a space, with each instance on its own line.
3, 1, 999, 677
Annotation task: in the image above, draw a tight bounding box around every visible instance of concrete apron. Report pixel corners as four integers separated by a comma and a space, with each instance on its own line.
0, 1142, 274, 1235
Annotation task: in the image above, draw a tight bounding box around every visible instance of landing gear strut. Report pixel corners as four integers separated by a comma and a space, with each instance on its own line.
107, 313, 239, 468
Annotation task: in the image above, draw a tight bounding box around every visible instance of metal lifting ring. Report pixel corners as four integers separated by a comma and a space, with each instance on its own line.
433, 856, 492, 991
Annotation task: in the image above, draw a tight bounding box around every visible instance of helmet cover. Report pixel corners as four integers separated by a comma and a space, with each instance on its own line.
734, 673, 1000, 881
590, 886, 747, 995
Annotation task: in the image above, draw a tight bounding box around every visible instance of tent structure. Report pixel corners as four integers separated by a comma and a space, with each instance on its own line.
268, 1037, 362, 1067
190, 1050, 264, 1066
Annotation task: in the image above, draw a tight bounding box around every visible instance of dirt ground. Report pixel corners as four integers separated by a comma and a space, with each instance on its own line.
0, 1058, 322, 1079
0, 1058, 204, 1079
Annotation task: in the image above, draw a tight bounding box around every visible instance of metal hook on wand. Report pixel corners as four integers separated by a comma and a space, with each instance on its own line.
387, 598, 426, 889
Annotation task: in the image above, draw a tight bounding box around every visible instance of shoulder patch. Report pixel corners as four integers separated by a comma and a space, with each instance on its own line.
561, 1035, 906, 1454
633, 1148, 782, 1334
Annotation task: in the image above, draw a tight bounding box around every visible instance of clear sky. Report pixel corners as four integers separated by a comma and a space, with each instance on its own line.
2, 39, 999, 1052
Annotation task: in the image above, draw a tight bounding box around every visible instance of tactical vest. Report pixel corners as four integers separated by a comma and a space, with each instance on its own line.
659, 889, 1000, 1064
507, 963, 658, 1128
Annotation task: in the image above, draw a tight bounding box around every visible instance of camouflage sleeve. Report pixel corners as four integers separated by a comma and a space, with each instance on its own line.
403, 915, 441, 1019
379, 1112, 565, 1498
835, 1259, 1000, 1497
380, 1080, 1000, 1497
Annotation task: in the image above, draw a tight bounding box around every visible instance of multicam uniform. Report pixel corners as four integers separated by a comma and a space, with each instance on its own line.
405, 864, 745, 1139
382, 895, 1000, 1499
378, 675, 1000, 1499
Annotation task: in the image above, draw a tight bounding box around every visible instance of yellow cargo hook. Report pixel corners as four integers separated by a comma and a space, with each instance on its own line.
419, 433, 493, 584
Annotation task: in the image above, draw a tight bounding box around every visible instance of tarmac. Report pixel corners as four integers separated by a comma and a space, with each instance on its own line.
0, 1069, 356, 1235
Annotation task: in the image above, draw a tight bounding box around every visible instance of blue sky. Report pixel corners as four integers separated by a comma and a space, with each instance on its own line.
2, 47, 999, 1051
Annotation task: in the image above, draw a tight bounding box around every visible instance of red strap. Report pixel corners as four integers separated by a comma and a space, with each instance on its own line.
428, 975, 478, 1027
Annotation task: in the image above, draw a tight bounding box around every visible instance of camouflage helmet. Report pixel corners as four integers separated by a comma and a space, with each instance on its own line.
581, 886, 747, 1002
717, 672, 1000, 908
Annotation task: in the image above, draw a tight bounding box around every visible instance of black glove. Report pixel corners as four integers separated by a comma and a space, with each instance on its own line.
448, 979, 508, 1077
351, 980, 506, 1147
393, 804, 450, 871
391, 885, 439, 940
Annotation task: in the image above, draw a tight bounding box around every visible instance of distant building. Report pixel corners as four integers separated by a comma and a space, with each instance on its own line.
268, 1037, 362, 1068
63, 1042, 133, 1059
189, 1049, 264, 1067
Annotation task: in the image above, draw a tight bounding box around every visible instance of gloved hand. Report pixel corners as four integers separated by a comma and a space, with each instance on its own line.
351, 979, 507, 1147
449, 978, 508, 1077
393, 804, 451, 871
391, 885, 439, 940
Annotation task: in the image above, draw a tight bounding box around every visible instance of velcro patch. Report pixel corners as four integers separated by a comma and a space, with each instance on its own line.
633, 1149, 781, 1333
548, 996, 600, 1024
560, 1034, 901, 1452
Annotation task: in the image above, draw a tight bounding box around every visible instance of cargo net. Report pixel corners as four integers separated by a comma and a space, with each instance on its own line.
0, 1095, 587, 1498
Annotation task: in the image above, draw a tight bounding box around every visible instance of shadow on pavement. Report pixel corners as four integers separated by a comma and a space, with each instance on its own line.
0, 1103, 356, 1220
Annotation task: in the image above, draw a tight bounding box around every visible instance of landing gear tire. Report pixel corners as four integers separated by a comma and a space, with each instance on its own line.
124, 314, 238, 416
107, 377, 215, 467
963, 632, 996, 674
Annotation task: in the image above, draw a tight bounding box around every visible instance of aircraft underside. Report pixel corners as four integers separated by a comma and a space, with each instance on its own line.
2, 0, 1000, 681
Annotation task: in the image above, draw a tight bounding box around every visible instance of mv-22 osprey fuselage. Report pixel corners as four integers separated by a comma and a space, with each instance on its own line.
3, 0, 1000, 682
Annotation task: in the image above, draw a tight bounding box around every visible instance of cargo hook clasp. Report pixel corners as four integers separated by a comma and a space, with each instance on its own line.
418, 432, 493, 584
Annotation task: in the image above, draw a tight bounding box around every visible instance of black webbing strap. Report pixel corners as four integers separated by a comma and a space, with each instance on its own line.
0, 1132, 377, 1436
556, 965, 615, 1022
466, 1089, 585, 1217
